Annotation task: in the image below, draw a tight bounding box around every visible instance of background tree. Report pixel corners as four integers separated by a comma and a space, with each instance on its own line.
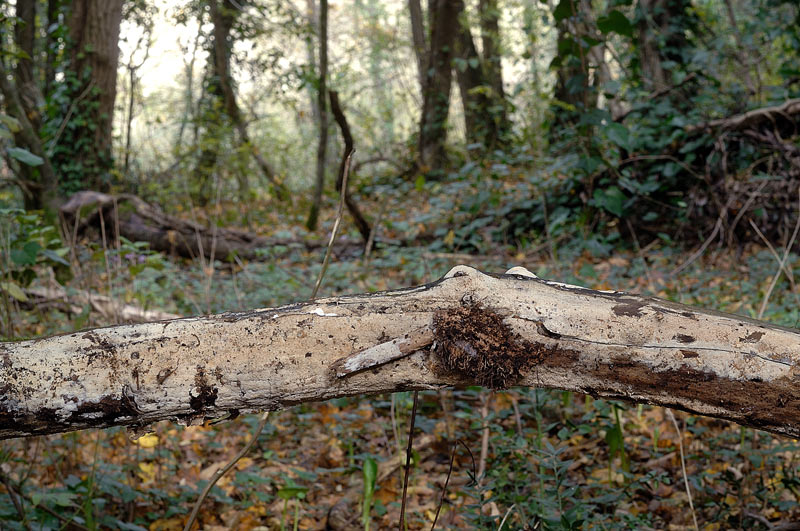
306, 0, 328, 230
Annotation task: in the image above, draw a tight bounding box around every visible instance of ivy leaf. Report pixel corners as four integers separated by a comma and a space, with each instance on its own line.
593, 186, 627, 217
7, 147, 44, 167
597, 10, 633, 37
605, 122, 631, 151
0, 281, 28, 302
11, 241, 41, 266
553, 0, 576, 21
0, 113, 21, 133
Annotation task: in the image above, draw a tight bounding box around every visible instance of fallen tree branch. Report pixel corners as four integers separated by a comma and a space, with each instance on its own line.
24, 285, 179, 322
2, 265, 800, 440
686, 98, 800, 133
59, 191, 363, 261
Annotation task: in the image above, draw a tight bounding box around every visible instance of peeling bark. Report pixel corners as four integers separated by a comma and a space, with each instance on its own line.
2, 266, 800, 440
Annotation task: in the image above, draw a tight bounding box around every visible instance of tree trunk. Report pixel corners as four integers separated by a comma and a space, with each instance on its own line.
14, 0, 36, 103
477, 0, 510, 138
636, 0, 693, 93
10, 0, 51, 211
0, 64, 59, 212
3, 266, 800, 441
60, 0, 124, 191
307, 0, 329, 230
408, 0, 427, 87
305, 0, 321, 124
44, 0, 60, 95
553, 0, 597, 114
417, 0, 460, 172
329, 90, 372, 242
453, 8, 504, 150
207, 0, 288, 203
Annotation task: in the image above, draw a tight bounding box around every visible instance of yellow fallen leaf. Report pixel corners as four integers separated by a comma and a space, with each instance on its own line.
136, 433, 159, 448
138, 462, 156, 483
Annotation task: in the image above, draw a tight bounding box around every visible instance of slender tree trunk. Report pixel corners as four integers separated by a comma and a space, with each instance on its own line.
408, 0, 427, 87
307, 0, 329, 230
454, 6, 510, 150
176, 30, 201, 153
454, 15, 488, 146
477, 0, 510, 137
10, 0, 49, 210
329, 90, 371, 242
551, 0, 598, 142
204, 0, 288, 203
4, 266, 800, 440
722, 0, 758, 99
636, 0, 693, 94
417, 0, 460, 172
123, 34, 151, 176
305, 0, 320, 124
14, 0, 36, 104
44, 0, 60, 95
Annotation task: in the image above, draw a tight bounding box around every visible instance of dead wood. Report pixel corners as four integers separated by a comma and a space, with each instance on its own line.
59, 191, 360, 261
686, 98, 800, 133
23, 284, 179, 323
3, 266, 800, 441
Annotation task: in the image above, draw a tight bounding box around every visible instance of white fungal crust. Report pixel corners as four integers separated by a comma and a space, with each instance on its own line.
505, 266, 538, 278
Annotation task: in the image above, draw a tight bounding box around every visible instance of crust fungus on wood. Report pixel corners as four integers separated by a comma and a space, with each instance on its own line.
2, 265, 800, 440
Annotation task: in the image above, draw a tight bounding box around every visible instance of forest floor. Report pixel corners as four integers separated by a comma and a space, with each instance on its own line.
2, 179, 800, 530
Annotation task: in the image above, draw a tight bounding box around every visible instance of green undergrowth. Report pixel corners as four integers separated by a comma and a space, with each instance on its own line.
1, 188, 800, 529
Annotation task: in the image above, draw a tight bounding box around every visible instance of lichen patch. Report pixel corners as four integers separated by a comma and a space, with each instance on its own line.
432, 305, 545, 389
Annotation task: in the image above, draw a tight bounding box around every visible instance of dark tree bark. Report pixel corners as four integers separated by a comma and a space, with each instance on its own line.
44, 0, 60, 95
477, 0, 510, 135
408, 0, 427, 87
193, 1, 288, 205
0, 65, 59, 212
553, 0, 597, 114
14, 0, 36, 101
329, 90, 371, 242
209, 0, 288, 202
9, 0, 51, 210
307, 0, 329, 230
636, 0, 693, 93
454, 16, 492, 146
417, 0, 460, 172
59, 0, 124, 190
453, 5, 509, 150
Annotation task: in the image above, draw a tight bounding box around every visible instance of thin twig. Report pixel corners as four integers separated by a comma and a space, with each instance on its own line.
626, 218, 656, 293
497, 503, 516, 531
431, 440, 458, 530
748, 219, 797, 292
311, 150, 354, 299
182, 412, 270, 531
665, 409, 699, 531
364, 195, 389, 259
0, 471, 88, 531
399, 390, 419, 531
477, 392, 492, 482
756, 189, 800, 319
0, 472, 29, 530
671, 195, 738, 276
